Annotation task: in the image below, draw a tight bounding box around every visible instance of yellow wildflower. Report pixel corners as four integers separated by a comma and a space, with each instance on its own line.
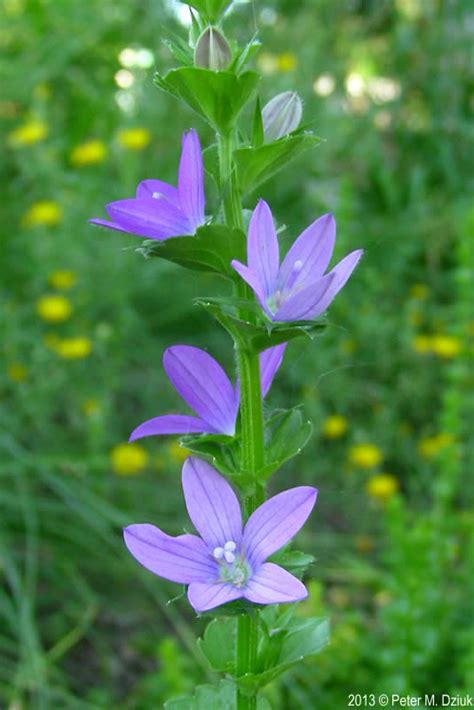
277, 52, 297, 72
412, 334, 432, 354
36, 294, 72, 323
256, 52, 278, 75
48, 270, 77, 290
110, 443, 148, 476
430, 335, 462, 359
354, 535, 374, 554
55, 337, 92, 359
81, 398, 100, 415
7, 363, 28, 383
418, 433, 454, 459
167, 441, 191, 463
322, 415, 348, 439
8, 119, 47, 146
349, 443, 383, 468
70, 139, 107, 167
409, 283, 429, 300
22, 201, 62, 227
407, 310, 422, 327
117, 127, 151, 151
365, 473, 399, 502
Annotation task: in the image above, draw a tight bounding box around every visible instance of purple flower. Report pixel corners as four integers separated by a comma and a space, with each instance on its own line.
124, 457, 317, 612
129, 343, 286, 441
90, 129, 205, 240
231, 199, 363, 322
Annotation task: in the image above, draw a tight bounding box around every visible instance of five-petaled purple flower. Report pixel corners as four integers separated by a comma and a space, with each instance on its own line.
124, 457, 317, 612
90, 129, 205, 240
129, 343, 286, 441
231, 199, 363, 322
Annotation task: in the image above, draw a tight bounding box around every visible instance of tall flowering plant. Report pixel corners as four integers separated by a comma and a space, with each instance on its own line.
92, 2, 362, 707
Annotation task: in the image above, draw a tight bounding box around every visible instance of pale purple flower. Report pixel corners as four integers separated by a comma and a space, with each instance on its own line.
124, 457, 317, 612
90, 129, 205, 240
231, 199, 363, 322
129, 343, 286, 441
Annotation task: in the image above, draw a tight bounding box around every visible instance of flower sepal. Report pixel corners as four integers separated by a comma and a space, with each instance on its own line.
154, 66, 259, 132
196, 296, 327, 351
139, 223, 246, 277
178, 432, 240, 477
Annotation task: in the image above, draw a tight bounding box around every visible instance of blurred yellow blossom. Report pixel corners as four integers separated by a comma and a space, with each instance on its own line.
412, 334, 432, 354
55, 337, 92, 359
81, 398, 100, 415
354, 535, 374, 554
111, 443, 148, 476
407, 310, 423, 327
8, 119, 47, 146
277, 52, 297, 72
117, 127, 151, 150
322, 415, 348, 438
430, 335, 462, 359
418, 433, 454, 459
365, 473, 399, 502
168, 441, 191, 463
409, 283, 429, 300
48, 270, 77, 290
7, 363, 28, 382
36, 294, 72, 322
70, 139, 107, 167
256, 52, 278, 75
23, 201, 62, 227
349, 443, 383, 468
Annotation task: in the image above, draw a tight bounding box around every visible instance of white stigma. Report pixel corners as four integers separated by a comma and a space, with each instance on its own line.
213, 540, 237, 563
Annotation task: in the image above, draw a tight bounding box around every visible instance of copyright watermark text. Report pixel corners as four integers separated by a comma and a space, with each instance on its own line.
347, 693, 473, 707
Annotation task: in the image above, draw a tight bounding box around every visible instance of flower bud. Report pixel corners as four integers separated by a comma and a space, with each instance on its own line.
194, 27, 232, 72
262, 91, 303, 142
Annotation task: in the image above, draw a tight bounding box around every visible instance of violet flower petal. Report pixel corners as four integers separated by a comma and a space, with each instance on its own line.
247, 200, 280, 297
106, 198, 191, 240
187, 581, 242, 612
182, 457, 243, 549
178, 129, 205, 231
244, 562, 308, 604
230, 260, 269, 314
260, 344, 287, 397
278, 213, 336, 292
164, 345, 238, 435
273, 273, 335, 322
243, 486, 317, 566
306, 249, 364, 316
129, 414, 213, 442
136, 179, 180, 207
89, 218, 131, 234
123, 524, 216, 584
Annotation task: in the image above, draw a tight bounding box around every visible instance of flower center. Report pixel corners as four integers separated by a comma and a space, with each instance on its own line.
212, 540, 251, 588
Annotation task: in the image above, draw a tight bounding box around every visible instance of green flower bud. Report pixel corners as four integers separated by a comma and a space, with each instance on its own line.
194, 27, 232, 71
262, 91, 303, 142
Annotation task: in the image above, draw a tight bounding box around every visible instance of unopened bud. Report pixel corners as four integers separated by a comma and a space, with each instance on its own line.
194, 27, 231, 72
262, 91, 303, 142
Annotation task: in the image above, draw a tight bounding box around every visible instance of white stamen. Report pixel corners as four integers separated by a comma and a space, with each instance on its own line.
213, 546, 224, 560
152, 191, 162, 199
293, 259, 303, 272
224, 541, 236, 552
224, 550, 236, 563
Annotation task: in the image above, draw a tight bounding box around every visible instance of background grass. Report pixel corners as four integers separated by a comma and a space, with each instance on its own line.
1, 0, 473, 707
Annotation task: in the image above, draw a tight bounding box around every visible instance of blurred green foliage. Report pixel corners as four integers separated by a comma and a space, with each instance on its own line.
1, 0, 472, 708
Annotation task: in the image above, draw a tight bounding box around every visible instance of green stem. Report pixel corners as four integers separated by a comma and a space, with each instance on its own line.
217, 130, 265, 710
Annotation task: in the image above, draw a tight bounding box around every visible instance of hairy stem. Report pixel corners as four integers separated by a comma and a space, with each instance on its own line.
217, 130, 265, 709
